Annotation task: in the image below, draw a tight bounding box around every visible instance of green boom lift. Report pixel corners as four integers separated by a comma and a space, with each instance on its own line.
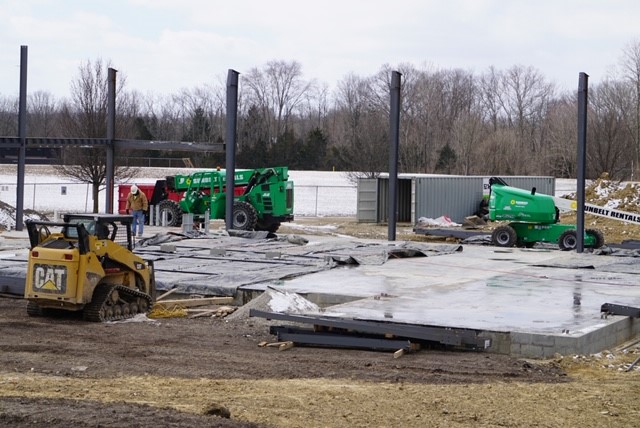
488, 177, 604, 250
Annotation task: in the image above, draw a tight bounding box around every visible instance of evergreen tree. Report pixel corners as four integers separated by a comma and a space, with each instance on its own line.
435, 143, 457, 174
270, 129, 300, 168
134, 117, 154, 140
300, 128, 328, 169
183, 107, 211, 142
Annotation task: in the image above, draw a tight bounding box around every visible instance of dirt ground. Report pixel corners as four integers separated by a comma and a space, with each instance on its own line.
2, 217, 640, 427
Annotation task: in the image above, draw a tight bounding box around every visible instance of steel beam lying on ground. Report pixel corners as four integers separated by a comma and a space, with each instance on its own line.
270, 325, 414, 351
601, 303, 640, 318
250, 309, 491, 350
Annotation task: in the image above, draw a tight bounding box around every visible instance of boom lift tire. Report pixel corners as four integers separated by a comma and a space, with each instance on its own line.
586, 228, 605, 248
232, 201, 258, 231
558, 230, 578, 250
158, 200, 183, 227
491, 225, 517, 247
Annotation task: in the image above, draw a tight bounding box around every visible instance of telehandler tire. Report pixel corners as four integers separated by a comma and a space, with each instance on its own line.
256, 220, 281, 233
232, 201, 258, 230
491, 225, 517, 247
158, 200, 183, 227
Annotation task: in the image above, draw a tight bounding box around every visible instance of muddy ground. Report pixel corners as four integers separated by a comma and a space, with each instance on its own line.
0, 298, 640, 427
2, 216, 640, 427
1, 295, 639, 427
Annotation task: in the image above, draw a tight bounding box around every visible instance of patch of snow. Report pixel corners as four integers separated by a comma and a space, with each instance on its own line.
605, 199, 622, 210
0, 200, 48, 230
416, 215, 460, 227
268, 289, 321, 313
0, 210, 13, 229
284, 223, 338, 233
106, 313, 161, 324
226, 288, 320, 321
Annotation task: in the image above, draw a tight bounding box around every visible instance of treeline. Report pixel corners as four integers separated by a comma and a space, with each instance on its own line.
2, 40, 640, 180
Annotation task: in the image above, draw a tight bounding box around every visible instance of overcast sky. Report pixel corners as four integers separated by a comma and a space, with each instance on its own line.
1, 0, 639, 99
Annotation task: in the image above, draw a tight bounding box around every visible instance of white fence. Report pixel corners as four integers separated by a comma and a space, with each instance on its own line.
0, 181, 358, 217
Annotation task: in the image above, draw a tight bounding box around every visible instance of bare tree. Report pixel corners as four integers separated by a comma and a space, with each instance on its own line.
0, 95, 18, 136
169, 85, 222, 142
140, 93, 183, 141
618, 39, 640, 176
55, 58, 135, 212
478, 128, 525, 175
478, 66, 503, 132
384, 64, 476, 173
295, 81, 331, 138
587, 81, 632, 179
476, 65, 555, 173
380, 63, 434, 173
243, 60, 314, 143
498, 65, 555, 153
332, 73, 387, 179
543, 96, 577, 178
28, 91, 58, 137
451, 111, 487, 175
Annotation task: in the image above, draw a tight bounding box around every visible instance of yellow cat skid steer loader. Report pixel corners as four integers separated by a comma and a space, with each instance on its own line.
24, 214, 156, 322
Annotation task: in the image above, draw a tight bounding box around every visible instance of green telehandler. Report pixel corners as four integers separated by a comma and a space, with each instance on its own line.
159, 166, 294, 232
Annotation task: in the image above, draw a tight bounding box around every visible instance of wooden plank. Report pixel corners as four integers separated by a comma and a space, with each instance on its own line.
188, 310, 217, 319
154, 296, 234, 309
156, 288, 179, 301
265, 341, 290, 348
393, 349, 405, 359
259, 341, 295, 351
279, 341, 294, 351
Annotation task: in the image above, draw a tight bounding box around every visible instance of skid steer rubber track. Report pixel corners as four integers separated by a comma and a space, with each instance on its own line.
26, 301, 44, 317
83, 283, 153, 322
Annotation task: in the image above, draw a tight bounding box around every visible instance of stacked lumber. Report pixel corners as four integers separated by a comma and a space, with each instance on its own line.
149, 288, 236, 319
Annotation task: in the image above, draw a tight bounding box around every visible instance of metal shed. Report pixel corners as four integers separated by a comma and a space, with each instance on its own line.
357, 175, 555, 224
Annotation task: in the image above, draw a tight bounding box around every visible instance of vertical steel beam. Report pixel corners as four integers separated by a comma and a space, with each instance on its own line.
16, 46, 28, 231
105, 68, 116, 213
388, 71, 402, 241
225, 69, 240, 231
576, 72, 589, 253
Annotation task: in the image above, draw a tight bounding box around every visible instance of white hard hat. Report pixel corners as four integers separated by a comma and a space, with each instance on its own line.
131, 185, 138, 193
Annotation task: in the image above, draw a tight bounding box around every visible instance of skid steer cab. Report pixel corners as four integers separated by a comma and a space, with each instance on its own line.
24, 213, 156, 322
488, 177, 604, 250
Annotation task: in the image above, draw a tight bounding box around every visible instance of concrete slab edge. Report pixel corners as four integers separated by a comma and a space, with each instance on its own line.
485, 316, 640, 358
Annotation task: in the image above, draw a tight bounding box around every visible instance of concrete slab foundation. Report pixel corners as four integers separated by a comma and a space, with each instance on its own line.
242, 245, 640, 358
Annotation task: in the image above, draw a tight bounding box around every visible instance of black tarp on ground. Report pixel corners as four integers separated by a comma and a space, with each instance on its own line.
0, 232, 463, 296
